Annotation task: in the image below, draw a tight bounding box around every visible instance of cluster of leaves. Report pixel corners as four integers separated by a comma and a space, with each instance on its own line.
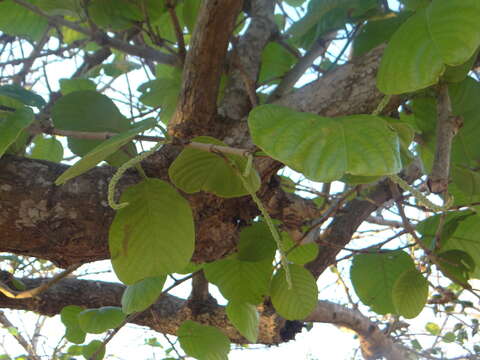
1, 0, 480, 358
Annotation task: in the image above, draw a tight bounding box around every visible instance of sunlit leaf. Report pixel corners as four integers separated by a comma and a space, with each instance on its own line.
121, 276, 166, 314
60, 305, 86, 344
78, 306, 125, 334
226, 301, 259, 343
29, 135, 64, 163
392, 269, 428, 319
178, 321, 230, 360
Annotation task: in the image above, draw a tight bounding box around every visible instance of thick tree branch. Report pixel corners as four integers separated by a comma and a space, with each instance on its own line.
306, 162, 422, 278
305, 301, 407, 360
0, 276, 406, 358
168, 0, 243, 138
219, 0, 276, 121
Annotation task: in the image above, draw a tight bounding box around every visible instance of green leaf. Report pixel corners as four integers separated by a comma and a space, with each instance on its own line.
178, 321, 230, 360
204, 258, 272, 304
426, 0, 480, 66
377, 9, 445, 94
352, 12, 411, 57
88, 0, 142, 30
55, 119, 155, 185
425, 322, 441, 335
138, 69, 182, 124
350, 251, 415, 314
226, 301, 259, 343
237, 222, 276, 262
168, 136, 261, 198
281, 232, 319, 265
258, 43, 296, 84
82, 340, 105, 360
443, 332, 456, 343
67, 344, 84, 356
284, 0, 305, 7
0, 0, 48, 40
51, 90, 131, 159
0, 84, 46, 108
60, 305, 86, 344
270, 264, 318, 320
182, 0, 201, 33
59, 78, 97, 94
109, 179, 195, 284
443, 50, 478, 83
248, 105, 401, 182
121, 276, 166, 314
0, 107, 35, 158
392, 269, 428, 319
78, 306, 125, 334
29, 135, 64, 163
437, 250, 476, 285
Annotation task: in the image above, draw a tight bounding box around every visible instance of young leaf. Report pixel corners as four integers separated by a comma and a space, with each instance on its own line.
29, 135, 64, 163
78, 306, 125, 334
377, 9, 444, 94
82, 340, 105, 360
392, 269, 429, 319
282, 232, 319, 265
270, 265, 318, 320
0, 107, 35, 158
109, 179, 195, 284
51, 90, 131, 157
248, 105, 401, 182
178, 321, 230, 360
226, 301, 259, 343
350, 251, 416, 315
55, 119, 155, 185
204, 258, 272, 304
60, 305, 86, 344
168, 136, 261, 198
121, 276, 166, 314
426, 0, 480, 66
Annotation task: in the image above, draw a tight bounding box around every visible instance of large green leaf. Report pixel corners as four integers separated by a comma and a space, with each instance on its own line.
270, 264, 318, 320
226, 301, 259, 343
60, 305, 86, 344
121, 276, 166, 314
377, 9, 445, 94
258, 43, 296, 84
88, 0, 142, 30
55, 119, 155, 185
51, 90, 131, 157
178, 321, 230, 360
0, 84, 46, 108
78, 306, 125, 334
109, 179, 195, 284
0, 0, 48, 40
248, 105, 401, 182
204, 258, 272, 304
352, 12, 411, 57
437, 250, 476, 286
29, 135, 64, 163
168, 136, 261, 198
237, 222, 276, 263
350, 251, 416, 315
182, 0, 201, 33
0, 107, 35, 158
426, 0, 480, 66
392, 269, 428, 319
59, 78, 97, 94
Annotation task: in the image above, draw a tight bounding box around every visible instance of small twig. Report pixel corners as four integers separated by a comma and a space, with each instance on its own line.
165, 0, 186, 62
0, 264, 81, 299
0, 311, 40, 360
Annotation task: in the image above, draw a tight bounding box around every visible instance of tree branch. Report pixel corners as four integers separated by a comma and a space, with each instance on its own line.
168, 0, 244, 138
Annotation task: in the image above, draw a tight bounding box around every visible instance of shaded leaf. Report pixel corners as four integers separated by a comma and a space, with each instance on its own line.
109, 179, 195, 284
237, 222, 276, 263
78, 306, 125, 334
29, 135, 64, 163
82, 340, 105, 360
226, 301, 259, 343
0, 107, 35, 158
270, 264, 318, 320
121, 276, 166, 314
0, 84, 46, 108
60, 305, 86, 344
